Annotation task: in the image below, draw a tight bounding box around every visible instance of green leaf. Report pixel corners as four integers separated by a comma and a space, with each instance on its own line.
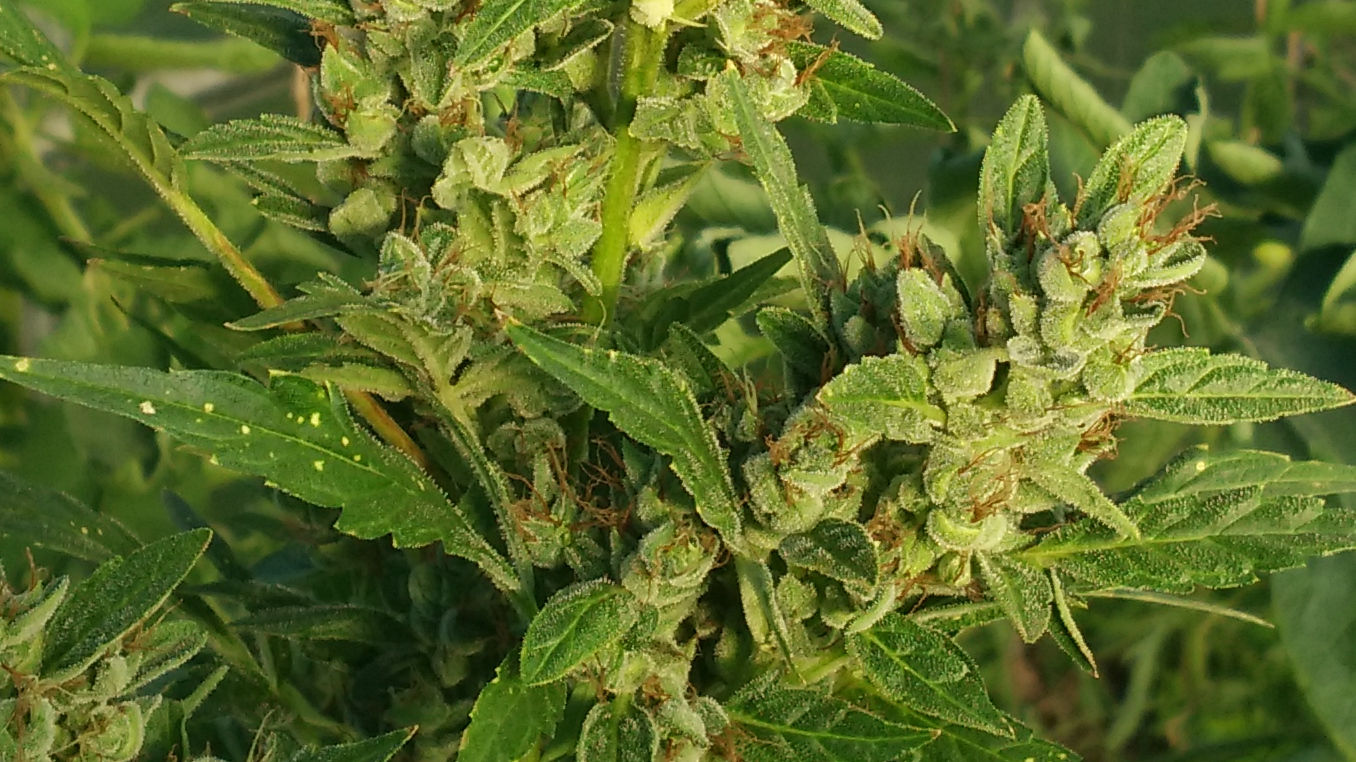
0, 469, 135, 563
1317, 248, 1356, 334
788, 42, 952, 130
1022, 30, 1131, 149
185, 0, 355, 24
1300, 145, 1356, 254
1121, 51, 1196, 122
736, 556, 796, 656
802, 0, 881, 39
757, 306, 833, 381
229, 282, 369, 330
975, 554, 1051, 643
639, 248, 793, 348
172, 1, 322, 66
577, 701, 659, 762
727, 676, 933, 762
1075, 116, 1188, 229
506, 324, 744, 545
0, 355, 518, 594
233, 605, 409, 643
453, 0, 588, 67
459, 657, 567, 762
0, 2, 68, 69
1048, 572, 1098, 676
818, 354, 944, 443
1126, 348, 1355, 424
977, 95, 1049, 242
1020, 446, 1356, 593
520, 580, 640, 685
723, 69, 841, 326
1027, 463, 1139, 538
2, 67, 182, 189
847, 613, 1011, 736
780, 518, 880, 593
181, 115, 358, 162
913, 721, 1080, 761
1274, 553, 1356, 759
286, 728, 415, 762
630, 164, 708, 247
42, 529, 211, 680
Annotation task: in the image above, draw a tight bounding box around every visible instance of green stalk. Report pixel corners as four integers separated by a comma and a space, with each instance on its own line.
0, 90, 92, 244
582, 21, 669, 324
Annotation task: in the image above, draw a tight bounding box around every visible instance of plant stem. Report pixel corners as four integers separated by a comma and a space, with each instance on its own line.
582, 20, 669, 324
344, 389, 430, 471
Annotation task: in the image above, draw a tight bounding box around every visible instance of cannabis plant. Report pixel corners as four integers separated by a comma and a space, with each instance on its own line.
2, 0, 1355, 759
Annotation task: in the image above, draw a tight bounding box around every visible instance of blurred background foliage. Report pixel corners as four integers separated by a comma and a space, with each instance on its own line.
2, 0, 1356, 759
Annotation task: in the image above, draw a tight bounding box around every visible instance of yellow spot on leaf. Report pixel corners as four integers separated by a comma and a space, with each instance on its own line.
203, 402, 215, 413
313, 460, 325, 471
240, 424, 252, 434
139, 401, 157, 415
14, 358, 31, 372
310, 412, 322, 427
341, 436, 351, 447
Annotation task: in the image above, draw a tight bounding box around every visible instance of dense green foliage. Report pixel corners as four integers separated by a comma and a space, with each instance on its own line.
3, 1, 1356, 760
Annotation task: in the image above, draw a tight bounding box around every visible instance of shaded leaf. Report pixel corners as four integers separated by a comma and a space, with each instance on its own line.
460, 657, 567, 762
1022, 29, 1130, 149
234, 605, 409, 643
0, 355, 518, 594
1126, 348, 1355, 424
1274, 553, 1356, 759
287, 728, 415, 762
0, 469, 135, 562
848, 613, 1011, 736
172, 1, 322, 66
189, 0, 355, 24
789, 42, 951, 130
43, 529, 210, 680
727, 676, 933, 762
506, 324, 743, 545
520, 580, 639, 685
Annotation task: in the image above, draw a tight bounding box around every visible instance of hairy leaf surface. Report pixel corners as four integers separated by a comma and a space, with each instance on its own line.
978, 95, 1049, 241
507, 324, 743, 544
789, 43, 952, 129
780, 518, 880, 592
520, 581, 639, 685
848, 614, 1010, 736
1021, 446, 1356, 592
1075, 115, 1188, 228
577, 702, 659, 762
724, 70, 840, 325
727, 676, 933, 762
818, 354, 944, 443
975, 554, 1052, 643
460, 658, 567, 762
0, 355, 517, 593
454, 0, 588, 67
1126, 348, 1354, 423
43, 529, 210, 680
182, 114, 358, 162
172, 1, 322, 66
802, 0, 882, 39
